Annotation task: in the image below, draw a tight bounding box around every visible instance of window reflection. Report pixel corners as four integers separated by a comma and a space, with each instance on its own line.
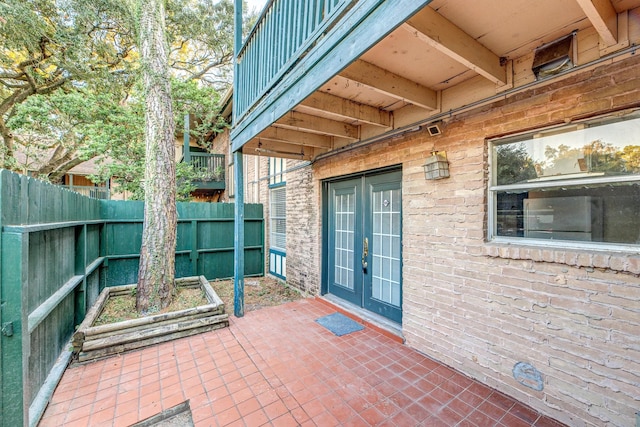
491, 114, 640, 246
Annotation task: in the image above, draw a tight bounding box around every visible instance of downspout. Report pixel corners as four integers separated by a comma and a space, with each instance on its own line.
233, 0, 245, 317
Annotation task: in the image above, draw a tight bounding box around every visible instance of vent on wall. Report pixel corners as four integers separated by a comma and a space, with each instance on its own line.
426, 123, 442, 136
532, 33, 575, 80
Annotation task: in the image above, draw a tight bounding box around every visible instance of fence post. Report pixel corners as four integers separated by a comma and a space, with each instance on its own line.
190, 220, 198, 276
74, 224, 88, 325
0, 171, 3, 427
1, 231, 29, 427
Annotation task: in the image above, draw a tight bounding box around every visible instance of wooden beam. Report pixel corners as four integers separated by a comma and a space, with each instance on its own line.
575, 0, 617, 46
299, 92, 392, 128
256, 127, 334, 149
339, 59, 438, 110
275, 111, 359, 140
232, 0, 432, 151
403, 7, 506, 86
245, 139, 316, 160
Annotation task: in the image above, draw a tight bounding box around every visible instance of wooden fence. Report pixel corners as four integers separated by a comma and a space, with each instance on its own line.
0, 170, 263, 427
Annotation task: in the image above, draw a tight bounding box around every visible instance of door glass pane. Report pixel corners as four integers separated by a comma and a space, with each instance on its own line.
373, 277, 381, 300
371, 188, 401, 307
334, 192, 355, 290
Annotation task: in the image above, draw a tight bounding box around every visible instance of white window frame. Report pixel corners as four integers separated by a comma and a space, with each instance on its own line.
488, 111, 640, 252
269, 186, 286, 252
269, 157, 286, 186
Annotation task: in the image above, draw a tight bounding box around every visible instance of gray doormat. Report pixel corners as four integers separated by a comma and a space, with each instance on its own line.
316, 312, 365, 336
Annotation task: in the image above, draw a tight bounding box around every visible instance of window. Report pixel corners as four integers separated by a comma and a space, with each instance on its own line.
270, 186, 286, 250
269, 186, 286, 278
270, 157, 286, 186
245, 156, 260, 203
269, 157, 286, 279
489, 112, 640, 247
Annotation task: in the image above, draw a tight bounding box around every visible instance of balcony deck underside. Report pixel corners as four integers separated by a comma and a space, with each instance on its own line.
232, 0, 640, 160
192, 180, 225, 191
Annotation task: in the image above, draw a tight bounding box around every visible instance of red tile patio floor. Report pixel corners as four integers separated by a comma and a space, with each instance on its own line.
39, 298, 565, 427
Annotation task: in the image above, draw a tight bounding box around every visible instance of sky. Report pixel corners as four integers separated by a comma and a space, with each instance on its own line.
245, 0, 268, 14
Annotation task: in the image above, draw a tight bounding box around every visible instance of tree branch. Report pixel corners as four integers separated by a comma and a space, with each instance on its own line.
48, 155, 89, 183
0, 116, 16, 166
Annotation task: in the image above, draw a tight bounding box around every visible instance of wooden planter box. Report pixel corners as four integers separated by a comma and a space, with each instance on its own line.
72, 276, 228, 362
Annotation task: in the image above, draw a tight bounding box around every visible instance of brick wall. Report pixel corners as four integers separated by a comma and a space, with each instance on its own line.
285, 54, 640, 426
285, 160, 320, 294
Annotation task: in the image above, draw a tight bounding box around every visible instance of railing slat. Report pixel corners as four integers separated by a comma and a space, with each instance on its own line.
60, 186, 110, 200
235, 0, 351, 121
187, 153, 226, 182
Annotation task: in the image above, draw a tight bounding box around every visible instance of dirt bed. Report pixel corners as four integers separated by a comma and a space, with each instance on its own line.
94, 287, 209, 326
95, 276, 304, 325
211, 276, 305, 311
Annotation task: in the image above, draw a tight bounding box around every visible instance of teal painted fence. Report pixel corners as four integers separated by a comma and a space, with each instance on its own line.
100, 200, 264, 286
0, 170, 263, 427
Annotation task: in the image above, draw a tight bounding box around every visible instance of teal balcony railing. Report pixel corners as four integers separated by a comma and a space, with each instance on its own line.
235, 0, 350, 122
186, 152, 226, 191
61, 185, 110, 200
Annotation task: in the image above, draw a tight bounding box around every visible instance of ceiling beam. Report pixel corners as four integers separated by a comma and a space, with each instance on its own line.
245, 139, 316, 161
275, 111, 359, 140
298, 92, 392, 128
402, 7, 506, 86
256, 127, 333, 149
575, 0, 617, 46
339, 60, 438, 110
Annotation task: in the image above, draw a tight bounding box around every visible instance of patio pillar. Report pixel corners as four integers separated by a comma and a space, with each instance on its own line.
232, 0, 244, 317
233, 149, 244, 317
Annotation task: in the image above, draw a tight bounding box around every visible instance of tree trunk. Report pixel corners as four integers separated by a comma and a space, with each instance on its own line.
136, 0, 177, 314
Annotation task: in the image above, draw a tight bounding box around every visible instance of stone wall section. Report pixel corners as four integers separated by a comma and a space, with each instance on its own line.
285, 160, 320, 294
283, 54, 640, 426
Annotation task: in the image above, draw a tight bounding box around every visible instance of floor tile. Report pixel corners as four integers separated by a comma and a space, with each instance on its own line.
38, 299, 565, 427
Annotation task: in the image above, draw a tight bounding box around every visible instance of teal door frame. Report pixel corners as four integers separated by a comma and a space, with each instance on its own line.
322, 167, 403, 323
326, 178, 364, 307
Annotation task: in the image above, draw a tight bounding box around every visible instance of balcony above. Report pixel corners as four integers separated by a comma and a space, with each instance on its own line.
184, 152, 226, 191
61, 185, 110, 200
232, 0, 640, 159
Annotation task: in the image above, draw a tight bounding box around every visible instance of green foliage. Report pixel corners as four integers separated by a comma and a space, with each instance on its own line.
0, 0, 138, 176
0, 0, 251, 196
580, 140, 626, 173
544, 140, 635, 175
172, 78, 228, 148
621, 145, 640, 172
495, 143, 537, 185
166, 0, 236, 87
86, 78, 229, 200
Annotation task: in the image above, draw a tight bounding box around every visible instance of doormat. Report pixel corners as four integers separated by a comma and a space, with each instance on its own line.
316, 312, 364, 336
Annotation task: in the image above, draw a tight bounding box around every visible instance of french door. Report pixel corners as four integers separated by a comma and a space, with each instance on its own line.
326, 170, 402, 323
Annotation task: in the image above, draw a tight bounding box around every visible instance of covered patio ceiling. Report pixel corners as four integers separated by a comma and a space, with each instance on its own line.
240, 0, 638, 160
